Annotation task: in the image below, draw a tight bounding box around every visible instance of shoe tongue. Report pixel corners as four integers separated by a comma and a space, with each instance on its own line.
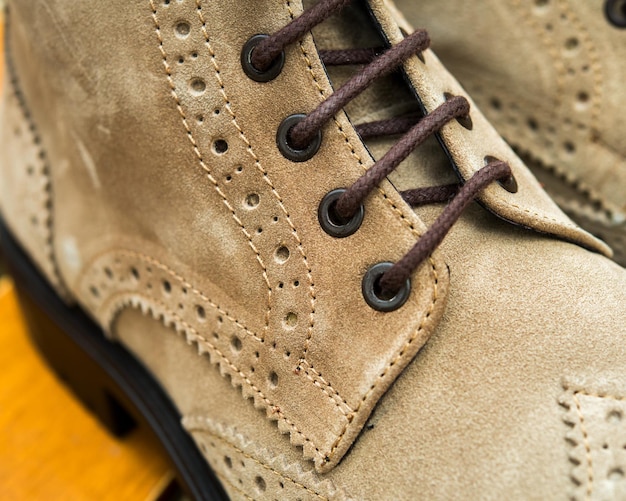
304, 0, 457, 209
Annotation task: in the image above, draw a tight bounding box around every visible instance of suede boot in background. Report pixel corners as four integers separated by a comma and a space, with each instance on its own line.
1, 0, 626, 499
394, 0, 626, 265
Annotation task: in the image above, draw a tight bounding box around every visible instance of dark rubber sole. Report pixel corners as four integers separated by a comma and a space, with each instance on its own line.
0, 220, 228, 501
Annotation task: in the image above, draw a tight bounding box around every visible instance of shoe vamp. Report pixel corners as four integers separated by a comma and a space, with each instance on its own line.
301, 15, 626, 498
115, 207, 626, 500
44, 0, 626, 497
330, 205, 626, 500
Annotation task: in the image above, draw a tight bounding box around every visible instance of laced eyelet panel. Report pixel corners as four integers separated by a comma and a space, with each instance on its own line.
246, 0, 514, 302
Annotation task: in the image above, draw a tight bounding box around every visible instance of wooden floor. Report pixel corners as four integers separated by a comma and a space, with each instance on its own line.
0, 279, 177, 500
1, 15, 178, 501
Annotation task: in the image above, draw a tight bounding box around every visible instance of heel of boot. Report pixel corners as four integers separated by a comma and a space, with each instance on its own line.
14, 284, 136, 437
1, 218, 227, 500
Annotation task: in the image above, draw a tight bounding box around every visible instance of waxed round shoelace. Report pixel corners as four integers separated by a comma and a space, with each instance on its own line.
251, 0, 513, 295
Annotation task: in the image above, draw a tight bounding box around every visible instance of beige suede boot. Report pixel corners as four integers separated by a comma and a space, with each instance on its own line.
393, 0, 626, 266
1, 1, 626, 499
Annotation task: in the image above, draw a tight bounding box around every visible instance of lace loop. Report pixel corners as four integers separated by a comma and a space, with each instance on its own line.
400, 184, 460, 207
379, 161, 512, 293
319, 48, 383, 66
335, 96, 470, 219
288, 29, 431, 149
251, 0, 352, 71
355, 112, 423, 139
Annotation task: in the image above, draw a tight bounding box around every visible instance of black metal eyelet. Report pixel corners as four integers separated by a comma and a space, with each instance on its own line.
498, 175, 519, 194
241, 34, 285, 82
605, 0, 626, 28
362, 262, 411, 312
318, 189, 364, 238
277, 114, 322, 162
444, 92, 473, 130
485, 155, 518, 193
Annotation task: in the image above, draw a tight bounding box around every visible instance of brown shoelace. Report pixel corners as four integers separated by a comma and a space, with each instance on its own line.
251, 0, 513, 296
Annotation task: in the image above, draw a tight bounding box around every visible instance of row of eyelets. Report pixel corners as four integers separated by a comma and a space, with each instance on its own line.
241, 35, 322, 162
445, 93, 520, 194
238, 29, 516, 314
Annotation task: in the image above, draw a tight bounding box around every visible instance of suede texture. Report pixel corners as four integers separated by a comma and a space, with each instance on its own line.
1, 0, 626, 499
0, 42, 65, 295
116, 207, 626, 500
395, 0, 626, 265
1, 0, 451, 473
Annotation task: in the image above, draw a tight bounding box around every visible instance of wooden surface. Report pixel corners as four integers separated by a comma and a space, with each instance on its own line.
1, 15, 177, 500
0, 279, 176, 500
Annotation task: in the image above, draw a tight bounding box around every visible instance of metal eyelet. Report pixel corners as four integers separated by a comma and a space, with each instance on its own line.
444, 92, 473, 130
498, 175, 518, 194
241, 34, 285, 82
485, 155, 518, 193
276, 114, 322, 162
362, 262, 411, 312
605, 0, 626, 28
318, 189, 364, 238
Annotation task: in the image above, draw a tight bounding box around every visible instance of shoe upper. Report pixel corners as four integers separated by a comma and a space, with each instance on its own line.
394, 0, 626, 265
1, 0, 625, 499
